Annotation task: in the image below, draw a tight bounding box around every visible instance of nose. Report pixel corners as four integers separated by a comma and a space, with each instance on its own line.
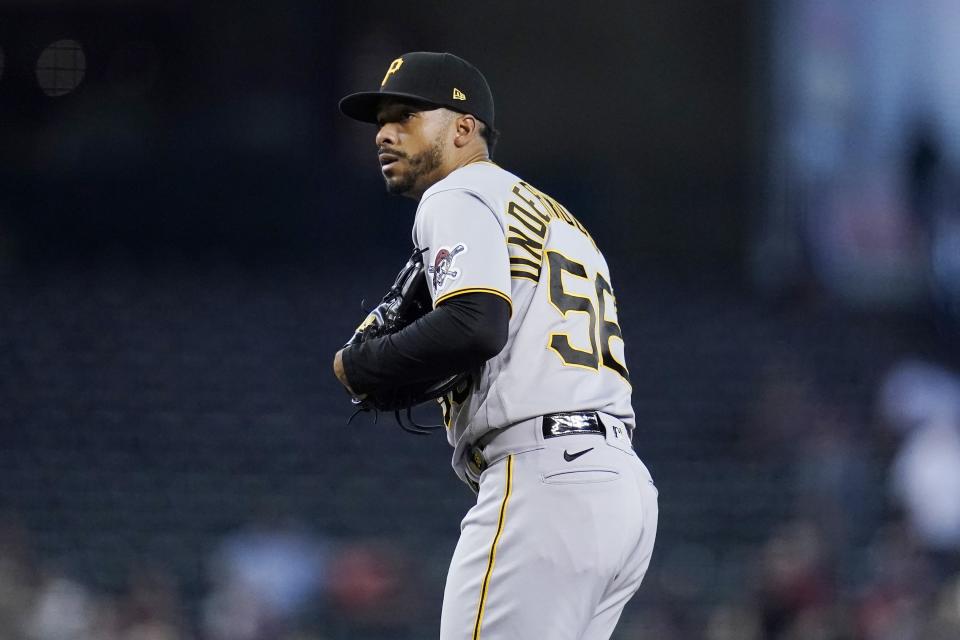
376, 123, 398, 148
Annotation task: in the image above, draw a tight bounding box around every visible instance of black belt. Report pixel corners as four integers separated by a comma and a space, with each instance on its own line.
467, 411, 605, 479
542, 411, 605, 439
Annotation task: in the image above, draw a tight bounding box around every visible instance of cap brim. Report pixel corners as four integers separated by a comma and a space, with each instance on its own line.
338, 91, 440, 124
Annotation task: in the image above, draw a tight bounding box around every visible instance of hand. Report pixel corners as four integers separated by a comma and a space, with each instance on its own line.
333, 349, 364, 398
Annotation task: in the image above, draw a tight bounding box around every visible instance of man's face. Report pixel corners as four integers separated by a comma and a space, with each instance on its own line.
375, 101, 452, 198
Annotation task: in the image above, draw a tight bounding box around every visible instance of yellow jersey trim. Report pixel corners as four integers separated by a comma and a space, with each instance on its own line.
435, 288, 513, 317
473, 454, 513, 640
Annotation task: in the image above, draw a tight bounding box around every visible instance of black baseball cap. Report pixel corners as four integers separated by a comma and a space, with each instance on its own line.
339, 52, 494, 129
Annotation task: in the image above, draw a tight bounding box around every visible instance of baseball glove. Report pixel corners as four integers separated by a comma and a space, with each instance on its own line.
343, 247, 466, 433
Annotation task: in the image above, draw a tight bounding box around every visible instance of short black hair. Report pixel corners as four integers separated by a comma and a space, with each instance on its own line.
479, 121, 500, 157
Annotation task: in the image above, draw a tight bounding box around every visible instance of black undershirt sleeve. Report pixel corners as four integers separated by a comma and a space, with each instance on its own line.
342, 291, 510, 395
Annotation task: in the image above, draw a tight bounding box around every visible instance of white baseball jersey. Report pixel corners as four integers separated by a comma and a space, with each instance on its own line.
412, 161, 634, 479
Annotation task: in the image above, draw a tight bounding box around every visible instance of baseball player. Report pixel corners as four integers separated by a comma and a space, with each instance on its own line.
333, 52, 658, 640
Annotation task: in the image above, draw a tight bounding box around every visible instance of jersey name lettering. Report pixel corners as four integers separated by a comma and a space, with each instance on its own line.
505, 182, 596, 282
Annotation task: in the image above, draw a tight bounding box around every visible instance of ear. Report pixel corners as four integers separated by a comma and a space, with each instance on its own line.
453, 113, 478, 148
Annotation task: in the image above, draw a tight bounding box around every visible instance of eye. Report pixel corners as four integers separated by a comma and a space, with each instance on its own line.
376, 110, 415, 127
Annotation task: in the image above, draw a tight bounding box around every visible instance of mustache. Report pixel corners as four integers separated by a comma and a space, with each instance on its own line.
377, 146, 408, 159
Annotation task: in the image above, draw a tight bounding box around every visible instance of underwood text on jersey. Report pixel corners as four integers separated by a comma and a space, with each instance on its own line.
505, 181, 597, 282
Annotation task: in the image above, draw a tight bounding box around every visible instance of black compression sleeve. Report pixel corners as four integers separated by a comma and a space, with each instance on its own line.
342, 291, 510, 395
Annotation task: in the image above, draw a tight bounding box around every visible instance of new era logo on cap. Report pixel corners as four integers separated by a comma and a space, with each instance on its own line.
339, 52, 495, 129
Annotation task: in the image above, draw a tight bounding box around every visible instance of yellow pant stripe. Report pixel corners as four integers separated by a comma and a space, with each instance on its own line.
472, 454, 514, 639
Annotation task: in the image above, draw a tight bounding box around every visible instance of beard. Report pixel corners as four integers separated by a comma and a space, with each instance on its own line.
382, 135, 445, 196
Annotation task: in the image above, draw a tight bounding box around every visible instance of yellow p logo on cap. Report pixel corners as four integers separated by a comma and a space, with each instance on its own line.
381, 57, 404, 87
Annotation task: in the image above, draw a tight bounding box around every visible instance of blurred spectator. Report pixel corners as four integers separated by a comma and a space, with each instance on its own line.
906, 121, 960, 340
879, 359, 960, 569
22, 570, 96, 640
326, 542, 418, 632
202, 512, 329, 640
792, 398, 874, 560
756, 519, 833, 638
856, 523, 934, 640
747, 349, 877, 560
115, 566, 186, 640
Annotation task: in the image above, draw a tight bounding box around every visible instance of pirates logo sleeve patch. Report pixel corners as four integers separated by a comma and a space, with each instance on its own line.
428, 243, 468, 293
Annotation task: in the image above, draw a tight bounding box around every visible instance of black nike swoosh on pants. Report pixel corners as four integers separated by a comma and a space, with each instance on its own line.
563, 447, 594, 462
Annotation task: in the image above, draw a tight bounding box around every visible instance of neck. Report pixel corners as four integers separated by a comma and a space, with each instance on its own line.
407, 148, 491, 201
456, 149, 491, 169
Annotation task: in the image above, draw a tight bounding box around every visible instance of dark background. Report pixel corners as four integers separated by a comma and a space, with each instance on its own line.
1, 1, 958, 639
0, 1, 753, 267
